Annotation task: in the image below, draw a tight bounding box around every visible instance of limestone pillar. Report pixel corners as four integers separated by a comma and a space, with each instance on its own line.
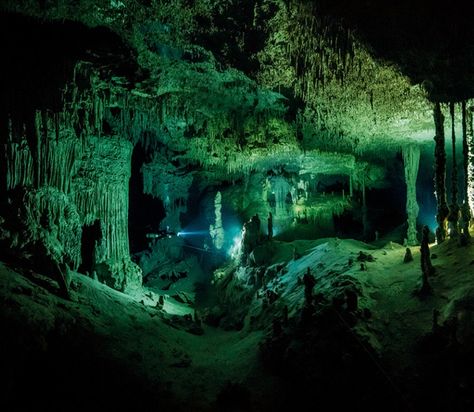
433, 102, 449, 243
402, 145, 420, 245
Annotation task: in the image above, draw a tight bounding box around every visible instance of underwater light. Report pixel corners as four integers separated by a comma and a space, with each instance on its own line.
228, 234, 243, 259
177, 230, 208, 237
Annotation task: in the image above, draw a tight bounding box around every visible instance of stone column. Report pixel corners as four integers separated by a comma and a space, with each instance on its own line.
462, 101, 469, 204
402, 145, 420, 245
433, 102, 449, 243
465, 103, 474, 213
210, 191, 224, 250
447, 102, 459, 237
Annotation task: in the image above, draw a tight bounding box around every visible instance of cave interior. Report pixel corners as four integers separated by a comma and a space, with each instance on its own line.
2, 1, 474, 411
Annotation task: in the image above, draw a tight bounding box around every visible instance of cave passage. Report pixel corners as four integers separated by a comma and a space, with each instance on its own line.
128, 143, 166, 254
2, 2, 474, 412
79, 220, 101, 275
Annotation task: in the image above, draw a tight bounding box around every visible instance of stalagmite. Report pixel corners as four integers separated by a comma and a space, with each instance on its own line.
267, 212, 273, 240
402, 145, 420, 245
447, 102, 459, 238
433, 102, 449, 243
418, 225, 434, 296
362, 174, 369, 239
210, 191, 224, 250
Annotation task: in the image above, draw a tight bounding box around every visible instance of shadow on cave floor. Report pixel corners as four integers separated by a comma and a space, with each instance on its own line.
0, 260, 275, 411
2, 231, 474, 411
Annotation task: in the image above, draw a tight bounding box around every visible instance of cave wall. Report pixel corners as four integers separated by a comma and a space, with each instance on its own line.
0, 1, 424, 292
0, 60, 142, 292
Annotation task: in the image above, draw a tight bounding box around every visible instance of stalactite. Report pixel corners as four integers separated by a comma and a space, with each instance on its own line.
466, 103, 474, 214
403, 145, 420, 245
33, 110, 42, 188
6, 142, 34, 189
210, 191, 224, 250
461, 101, 474, 240
271, 177, 291, 219
22, 187, 82, 271
6, 119, 82, 194
1, 59, 147, 292
284, 0, 354, 101
462, 101, 469, 203
433, 102, 449, 243
447, 102, 460, 238
73, 137, 133, 266
74, 176, 130, 264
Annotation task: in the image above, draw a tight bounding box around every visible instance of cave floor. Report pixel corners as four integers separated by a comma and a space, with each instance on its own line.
1, 235, 473, 411
0, 259, 280, 411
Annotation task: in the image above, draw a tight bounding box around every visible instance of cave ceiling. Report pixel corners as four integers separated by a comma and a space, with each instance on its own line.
2, 0, 472, 186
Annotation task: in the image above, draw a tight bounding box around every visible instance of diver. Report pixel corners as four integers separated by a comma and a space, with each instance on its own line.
145, 226, 176, 240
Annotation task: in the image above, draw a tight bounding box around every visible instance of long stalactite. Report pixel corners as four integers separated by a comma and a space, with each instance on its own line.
402, 145, 420, 245
460, 101, 471, 240
433, 102, 448, 243
462, 101, 469, 202
466, 102, 474, 214
447, 102, 459, 237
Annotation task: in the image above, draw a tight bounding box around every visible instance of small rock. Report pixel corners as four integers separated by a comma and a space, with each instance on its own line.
357, 251, 375, 262
403, 247, 413, 263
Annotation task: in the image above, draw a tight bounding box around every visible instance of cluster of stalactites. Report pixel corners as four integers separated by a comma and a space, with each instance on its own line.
23, 187, 82, 270
3, 60, 124, 193
5, 110, 82, 192
433, 101, 474, 243
61, 62, 112, 139
3, 60, 137, 270
74, 178, 130, 263
72, 135, 134, 264
5, 112, 134, 266
141, 152, 193, 212
285, 0, 355, 100
264, 173, 352, 224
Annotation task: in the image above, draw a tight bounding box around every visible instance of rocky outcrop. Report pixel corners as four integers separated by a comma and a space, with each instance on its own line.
0, 57, 142, 291
0, 2, 435, 293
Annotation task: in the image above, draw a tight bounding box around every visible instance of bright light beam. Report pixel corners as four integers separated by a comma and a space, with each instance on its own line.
177, 230, 209, 237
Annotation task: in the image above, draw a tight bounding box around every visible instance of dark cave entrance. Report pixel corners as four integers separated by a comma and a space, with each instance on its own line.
129, 143, 166, 255
79, 220, 102, 275
315, 174, 349, 195
0, 12, 139, 113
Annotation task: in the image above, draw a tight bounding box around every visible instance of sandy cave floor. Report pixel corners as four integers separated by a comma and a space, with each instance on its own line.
1, 234, 474, 410
0, 260, 278, 411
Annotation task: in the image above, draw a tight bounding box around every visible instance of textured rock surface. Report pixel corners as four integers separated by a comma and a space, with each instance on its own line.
1, 1, 474, 288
